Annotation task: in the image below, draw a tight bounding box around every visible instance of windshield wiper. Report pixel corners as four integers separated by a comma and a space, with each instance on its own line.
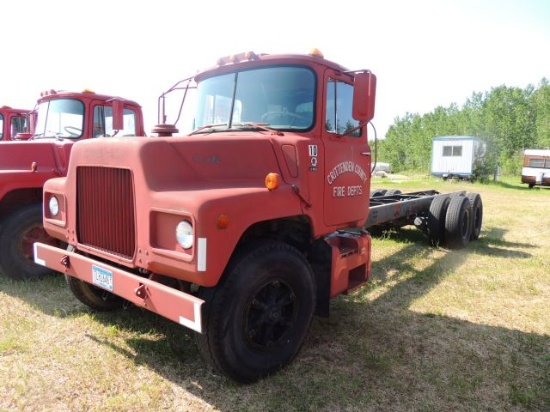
230, 122, 284, 135
189, 123, 228, 135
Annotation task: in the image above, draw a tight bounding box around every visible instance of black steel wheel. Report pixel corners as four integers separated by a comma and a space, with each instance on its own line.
445, 195, 472, 249
0, 203, 66, 280
466, 192, 483, 240
195, 240, 316, 383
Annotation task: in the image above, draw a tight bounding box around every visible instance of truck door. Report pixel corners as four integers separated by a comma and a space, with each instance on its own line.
322, 72, 371, 226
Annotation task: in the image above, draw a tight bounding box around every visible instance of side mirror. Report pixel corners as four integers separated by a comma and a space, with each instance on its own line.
352, 71, 376, 123
112, 98, 124, 131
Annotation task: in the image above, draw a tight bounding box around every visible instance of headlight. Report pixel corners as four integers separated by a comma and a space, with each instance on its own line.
176, 220, 194, 249
48, 196, 59, 217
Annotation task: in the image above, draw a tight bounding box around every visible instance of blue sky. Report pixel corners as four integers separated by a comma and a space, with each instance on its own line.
2, 0, 549, 138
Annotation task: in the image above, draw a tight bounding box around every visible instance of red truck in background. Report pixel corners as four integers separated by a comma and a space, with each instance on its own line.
0, 106, 31, 140
0, 89, 145, 280
34, 50, 482, 383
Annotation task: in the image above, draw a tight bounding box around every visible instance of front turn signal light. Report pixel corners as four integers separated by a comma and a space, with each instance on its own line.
265, 173, 281, 191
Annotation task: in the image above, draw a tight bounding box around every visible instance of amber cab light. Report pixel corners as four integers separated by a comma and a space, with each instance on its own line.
265, 173, 281, 191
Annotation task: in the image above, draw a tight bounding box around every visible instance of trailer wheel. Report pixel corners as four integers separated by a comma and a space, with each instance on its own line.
64, 246, 124, 310
385, 189, 402, 196
445, 195, 472, 249
0, 203, 66, 280
427, 195, 451, 246
195, 240, 315, 383
466, 192, 483, 240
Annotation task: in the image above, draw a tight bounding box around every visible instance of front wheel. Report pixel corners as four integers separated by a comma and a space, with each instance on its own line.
195, 240, 316, 383
0, 203, 66, 280
65, 246, 124, 311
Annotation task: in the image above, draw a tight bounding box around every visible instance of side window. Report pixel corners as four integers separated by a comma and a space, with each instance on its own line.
93, 106, 138, 137
443, 145, 463, 157
11, 116, 26, 136
0, 114, 3, 139
325, 79, 361, 137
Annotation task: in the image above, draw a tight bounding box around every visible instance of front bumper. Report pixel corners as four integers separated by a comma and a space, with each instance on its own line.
33, 242, 204, 333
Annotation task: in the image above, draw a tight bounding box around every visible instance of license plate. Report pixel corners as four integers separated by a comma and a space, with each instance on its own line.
92, 265, 114, 291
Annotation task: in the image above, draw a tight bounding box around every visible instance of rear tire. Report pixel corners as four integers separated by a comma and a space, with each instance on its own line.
195, 240, 316, 383
445, 195, 472, 249
0, 203, 66, 280
466, 192, 483, 240
370, 189, 387, 197
427, 195, 451, 247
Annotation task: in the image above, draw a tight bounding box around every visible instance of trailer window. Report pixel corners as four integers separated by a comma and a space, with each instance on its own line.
528, 158, 546, 168
325, 79, 360, 137
442, 145, 462, 157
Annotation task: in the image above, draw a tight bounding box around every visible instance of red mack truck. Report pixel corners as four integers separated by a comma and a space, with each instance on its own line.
0, 90, 145, 280
34, 50, 483, 383
0, 105, 30, 141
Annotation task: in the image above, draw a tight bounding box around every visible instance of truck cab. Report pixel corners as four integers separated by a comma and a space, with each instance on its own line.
0, 105, 30, 141
34, 50, 376, 383
0, 90, 145, 280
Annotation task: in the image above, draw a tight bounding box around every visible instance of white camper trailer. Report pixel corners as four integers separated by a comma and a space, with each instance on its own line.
521, 149, 550, 188
431, 136, 486, 181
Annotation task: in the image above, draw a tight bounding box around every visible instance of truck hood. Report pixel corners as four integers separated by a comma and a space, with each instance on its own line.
0, 140, 73, 173
70, 134, 283, 190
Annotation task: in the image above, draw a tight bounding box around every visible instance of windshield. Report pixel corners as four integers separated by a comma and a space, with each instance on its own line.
34, 98, 84, 139
194, 66, 315, 132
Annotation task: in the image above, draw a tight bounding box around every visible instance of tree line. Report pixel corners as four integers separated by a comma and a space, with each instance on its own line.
374, 78, 550, 175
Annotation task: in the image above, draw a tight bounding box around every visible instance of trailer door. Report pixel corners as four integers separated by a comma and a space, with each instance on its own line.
322, 72, 370, 226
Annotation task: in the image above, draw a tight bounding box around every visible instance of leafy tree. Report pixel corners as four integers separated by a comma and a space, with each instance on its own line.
374, 78, 550, 176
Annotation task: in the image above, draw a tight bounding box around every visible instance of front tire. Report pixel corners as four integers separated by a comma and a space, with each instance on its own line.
196, 240, 316, 383
0, 203, 66, 280
65, 245, 124, 311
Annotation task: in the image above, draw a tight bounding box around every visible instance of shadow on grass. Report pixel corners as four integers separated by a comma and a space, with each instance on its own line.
1, 228, 548, 411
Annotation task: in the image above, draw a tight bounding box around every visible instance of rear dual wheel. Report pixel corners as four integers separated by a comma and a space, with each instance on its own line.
428, 194, 474, 249
445, 195, 473, 249
466, 192, 483, 240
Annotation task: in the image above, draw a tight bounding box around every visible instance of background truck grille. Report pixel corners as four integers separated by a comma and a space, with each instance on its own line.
76, 167, 136, 259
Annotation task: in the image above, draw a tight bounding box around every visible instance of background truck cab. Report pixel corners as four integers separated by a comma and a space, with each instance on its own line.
0, 89, 145, 280
0, 105, 31, 141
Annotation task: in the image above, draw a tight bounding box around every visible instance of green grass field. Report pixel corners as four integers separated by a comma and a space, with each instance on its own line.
0, 175, 548, 411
